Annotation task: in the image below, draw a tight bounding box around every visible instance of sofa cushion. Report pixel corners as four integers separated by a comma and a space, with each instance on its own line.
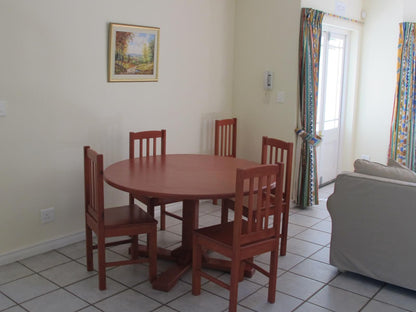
354, 159, 416, 183
388, 158, 410, 170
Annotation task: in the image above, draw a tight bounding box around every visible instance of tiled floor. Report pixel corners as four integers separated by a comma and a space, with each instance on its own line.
1, 184, 416, 311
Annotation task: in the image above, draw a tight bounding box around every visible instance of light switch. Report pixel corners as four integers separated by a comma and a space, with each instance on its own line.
276, 91, 285, 104
0, 100, 6, 116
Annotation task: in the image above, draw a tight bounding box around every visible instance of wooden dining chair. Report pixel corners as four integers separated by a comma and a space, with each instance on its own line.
192, 164, 284, 312
213, 118, 237, 205
261, 136, 293, 255
221, 136, 293, 256
84, 146, 157, 290
129, 130, 182, 230
214, 117, 237, 158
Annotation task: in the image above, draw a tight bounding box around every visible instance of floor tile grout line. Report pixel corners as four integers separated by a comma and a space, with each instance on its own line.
0, 288, 20, 310
14, 274, 92, 308
3, 186, 416, 312
288, 186, 393, 312
0, 206, 303, 310
200, 271, 266, 304
292, 223, 332, 235
288, 268, 341, 311
358, 285, 415, 312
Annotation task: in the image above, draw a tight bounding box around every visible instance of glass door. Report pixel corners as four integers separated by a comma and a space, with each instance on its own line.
316, 29, 347, 186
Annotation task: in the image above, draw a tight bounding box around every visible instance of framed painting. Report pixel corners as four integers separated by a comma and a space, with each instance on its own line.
108, 23, 160, 82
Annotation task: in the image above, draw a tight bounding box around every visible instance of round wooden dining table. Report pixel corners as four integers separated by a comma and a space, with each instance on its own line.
104, 154, 260, 291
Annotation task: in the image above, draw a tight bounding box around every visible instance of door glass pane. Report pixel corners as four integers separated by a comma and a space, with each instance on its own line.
317, 31, 327, 133
324, 33, 345, 130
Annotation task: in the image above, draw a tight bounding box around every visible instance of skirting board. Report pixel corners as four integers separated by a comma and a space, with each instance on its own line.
0, 202, 185, 266
0, 231, 85, 266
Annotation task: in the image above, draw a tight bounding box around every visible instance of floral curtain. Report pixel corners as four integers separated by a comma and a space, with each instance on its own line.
389, 22, 416, 171
294, 8, 324, 207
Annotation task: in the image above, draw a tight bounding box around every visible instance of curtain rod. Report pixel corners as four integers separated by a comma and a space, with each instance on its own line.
325, 12, 364, 25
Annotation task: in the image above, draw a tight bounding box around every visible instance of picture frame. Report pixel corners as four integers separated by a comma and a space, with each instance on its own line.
108, 23, 160, 82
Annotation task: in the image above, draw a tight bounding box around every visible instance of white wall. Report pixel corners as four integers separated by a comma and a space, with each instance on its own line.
354, 0, 403, 163
233, 0, 300, 162
0, 0, 235, 257
302, 0, 362, 20
354, 1, 416, 164
404, 0, 416, 22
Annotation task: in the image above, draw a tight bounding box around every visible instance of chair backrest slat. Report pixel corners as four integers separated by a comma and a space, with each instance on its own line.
215, 118, 237, 158
233, 164, 284, 248
129, 130, 166, 159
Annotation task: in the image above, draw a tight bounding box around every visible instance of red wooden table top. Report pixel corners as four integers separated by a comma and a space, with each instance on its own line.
104, 154, 260, 200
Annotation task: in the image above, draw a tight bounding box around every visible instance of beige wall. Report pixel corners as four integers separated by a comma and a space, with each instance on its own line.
0, 0, 235, 257
3, 0, 416, 261
233, 0, 300, 162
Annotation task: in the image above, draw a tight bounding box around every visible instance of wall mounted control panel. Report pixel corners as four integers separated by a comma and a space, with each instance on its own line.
264, 71, 273, 90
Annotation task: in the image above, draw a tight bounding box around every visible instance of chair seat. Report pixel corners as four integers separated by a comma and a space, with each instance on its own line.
220, 136, 293, 257
129, 129, 182, 230
133, 194, 180, 207
84, 146, 157, 290
225, 193, 281, 215
194, 221, 249, 247
104, 204, 157, 228
193, 164, 284, 312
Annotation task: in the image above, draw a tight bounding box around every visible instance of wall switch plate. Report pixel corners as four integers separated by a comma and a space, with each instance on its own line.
40, 207, 55, 224
276, 91, 285, 104
0, 100, 6, 116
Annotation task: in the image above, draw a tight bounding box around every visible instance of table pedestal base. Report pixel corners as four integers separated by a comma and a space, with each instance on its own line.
150, 199, 255, 292
152, 263, 191, 292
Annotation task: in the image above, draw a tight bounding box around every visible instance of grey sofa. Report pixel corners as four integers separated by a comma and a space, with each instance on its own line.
327, 171, 416, 291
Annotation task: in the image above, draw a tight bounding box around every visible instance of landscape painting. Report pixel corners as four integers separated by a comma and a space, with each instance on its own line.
108, 23, 159, 82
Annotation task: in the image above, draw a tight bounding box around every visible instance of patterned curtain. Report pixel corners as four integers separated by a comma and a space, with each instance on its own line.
294, 8, 324, 208
389, 23, 416, 171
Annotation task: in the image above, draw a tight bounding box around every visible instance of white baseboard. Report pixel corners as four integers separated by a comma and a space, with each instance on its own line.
0, 231, 85, 266
0, 202, 189, 266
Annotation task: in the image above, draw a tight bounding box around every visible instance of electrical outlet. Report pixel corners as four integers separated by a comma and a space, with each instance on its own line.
40, 207, 55, 224
276, 91, 285, 104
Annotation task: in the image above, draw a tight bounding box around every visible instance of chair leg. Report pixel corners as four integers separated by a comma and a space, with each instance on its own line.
148, 230, 157, 282
147, 204, 155, 218
97, 235, 106, 290
280, 203, 289, 256
129, 193, 134, 206
192, 237, 202, 295
85, 225, 93, 271
131, 235, 138, 259
228, 259, 240, 312
160, 204, 166, 230
268, 249, 278, 303
221, 199, 230, 224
